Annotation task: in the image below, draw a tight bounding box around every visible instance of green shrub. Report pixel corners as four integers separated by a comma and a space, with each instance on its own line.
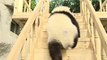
31, 0, 36, 10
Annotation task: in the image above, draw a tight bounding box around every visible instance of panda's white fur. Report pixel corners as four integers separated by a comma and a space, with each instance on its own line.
52, 6, 71, 14
47, 6, 80, 60
48, 11, 77, 48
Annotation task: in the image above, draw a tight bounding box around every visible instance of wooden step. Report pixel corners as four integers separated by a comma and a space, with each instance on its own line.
75, 17, 84, 23
63, 49, 96, 60
34, 49, 51, 60
37, 32, 90, 49
78, 22, 87, 29
34, 48, 96, 60
74, 14, 84, 23
76, 38, 90, 48
80, 30, 88, 37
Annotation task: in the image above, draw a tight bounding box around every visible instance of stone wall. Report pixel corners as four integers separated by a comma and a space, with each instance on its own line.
0, 0, 13, 6
0, 0, 18, 60
0, 0, 17, 44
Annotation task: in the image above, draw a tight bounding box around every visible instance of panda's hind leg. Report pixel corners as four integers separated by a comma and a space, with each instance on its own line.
48, 40, 63, 60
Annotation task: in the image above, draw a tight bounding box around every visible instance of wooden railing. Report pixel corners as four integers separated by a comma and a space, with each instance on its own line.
14, 0, 32, 13
80, 0, 107, 60
101, 0, 107, 12
7, 0, 49, 60
7, 0, 107, 60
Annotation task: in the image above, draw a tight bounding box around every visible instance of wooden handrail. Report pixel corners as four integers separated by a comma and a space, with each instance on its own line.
24, 0, 32, 11
82, 0, 107, 56
102, 0, 107, 8
7, 0, 44, 60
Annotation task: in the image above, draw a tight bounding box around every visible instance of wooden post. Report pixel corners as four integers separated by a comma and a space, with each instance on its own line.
29, 0, 32, 11
80, 0, 83, 14
28, 26, 35, 60
13, 0, 19, 13
21, 41, 28, 60
90, 15, 96, 50
94, 30, 102, 60
106, 4, 107, 11
85, 0, 107, 55
14, 0, 24, 13
99, 0, 102, 11
34, 0, 50, 60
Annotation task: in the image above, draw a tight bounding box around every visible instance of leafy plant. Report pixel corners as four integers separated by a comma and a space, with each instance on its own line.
31, 0, 36, 10
30, 0, 100, 12
49, 0, 80, 13
92, 0, 100, 11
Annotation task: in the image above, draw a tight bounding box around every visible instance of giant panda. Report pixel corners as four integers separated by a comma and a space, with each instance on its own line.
47, 6, 80, 60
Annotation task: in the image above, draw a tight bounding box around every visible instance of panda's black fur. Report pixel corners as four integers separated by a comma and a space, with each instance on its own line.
47, 6, 80, 60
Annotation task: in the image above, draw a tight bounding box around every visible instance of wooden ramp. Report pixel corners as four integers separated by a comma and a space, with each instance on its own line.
33, 13, 96, 60
6, 0, 107, 60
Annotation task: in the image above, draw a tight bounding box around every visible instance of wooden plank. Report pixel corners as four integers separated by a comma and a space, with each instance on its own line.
65, 49, 96, 60
12, 12, 31, 20
99, 0, 102, 11
96, 12, 107, 18
18, 0, 24, 12
102, 0, 107, 8
14, 0, 24, 13
24, 0, 32, 11
14, 0, 19, 13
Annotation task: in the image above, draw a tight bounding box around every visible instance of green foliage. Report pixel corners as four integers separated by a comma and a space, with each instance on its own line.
49, 0, 101, 13
50, 1, 56, 13
30, 0, 100, 12
49, 0, 80, 13
92, 0, 100, 11
31, 0, 36, 10
62, 0, 80, 13
50, 0, 64, 13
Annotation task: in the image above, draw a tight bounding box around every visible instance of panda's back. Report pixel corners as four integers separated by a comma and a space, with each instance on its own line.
47, 13, 78, 46
48, 14, 72, 29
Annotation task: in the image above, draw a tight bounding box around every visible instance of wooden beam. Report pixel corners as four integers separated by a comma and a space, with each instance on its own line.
96, 12, 107, 18
99, 0, 102, 11
24, 0, 32, 11
102, 0, 107, 8
14, 0, 24, 13
12, 12, 31, 20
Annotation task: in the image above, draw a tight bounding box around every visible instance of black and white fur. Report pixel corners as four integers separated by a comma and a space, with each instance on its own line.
47, 6, 80, 60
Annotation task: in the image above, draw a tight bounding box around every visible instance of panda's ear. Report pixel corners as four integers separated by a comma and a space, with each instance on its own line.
69, 8, 73, 12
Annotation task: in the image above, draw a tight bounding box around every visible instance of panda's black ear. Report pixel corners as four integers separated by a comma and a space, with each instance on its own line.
69, 8, 72, 12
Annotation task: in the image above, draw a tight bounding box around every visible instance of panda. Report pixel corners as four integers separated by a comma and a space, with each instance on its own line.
47, 6, 80, 60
